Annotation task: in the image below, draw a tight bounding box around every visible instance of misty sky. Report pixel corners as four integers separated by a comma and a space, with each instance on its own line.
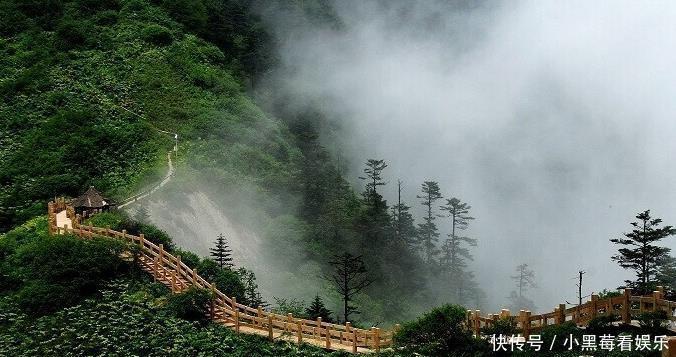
264, 0, 676, 311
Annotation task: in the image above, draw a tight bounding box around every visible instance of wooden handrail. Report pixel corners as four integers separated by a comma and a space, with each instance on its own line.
48, 201, 392, 353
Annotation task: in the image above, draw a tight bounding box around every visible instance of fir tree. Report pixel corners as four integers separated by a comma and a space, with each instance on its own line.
417, 181, 443, 264
237, 267, 267, 308
440, 197, 477, 301
611, 210, 674, 294
357, 159, 390, 249
325, 252, 373, 323
508, 263, 537, 311
390, 180, 418, 246
305, 294, 334, 323
210, 233, 233, 269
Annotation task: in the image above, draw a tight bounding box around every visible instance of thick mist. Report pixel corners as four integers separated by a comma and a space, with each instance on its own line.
262, 1, 676, 311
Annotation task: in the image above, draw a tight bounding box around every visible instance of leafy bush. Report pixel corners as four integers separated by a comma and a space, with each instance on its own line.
539, 322, 582, 352
196, 259, 246, 301
6, 234, 129, 315
586, 313, 620, 335
393, 304, 488, 356
161, 0, 207, 33
167, 286, 211, 324
0, 279, 346, 356
55, 18, 92, 49
273, 297, 307, 318
636, 310, 669, 334
142, 24, 173, 46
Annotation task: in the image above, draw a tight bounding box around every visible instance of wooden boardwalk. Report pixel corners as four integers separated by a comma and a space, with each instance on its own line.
48, 198, 676, 356
48, 199, 393, 354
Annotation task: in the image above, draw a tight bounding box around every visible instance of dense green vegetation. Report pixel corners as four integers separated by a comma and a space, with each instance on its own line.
3, 0, 676, 355
0, 278, 347, 356
0, 0, 481, 325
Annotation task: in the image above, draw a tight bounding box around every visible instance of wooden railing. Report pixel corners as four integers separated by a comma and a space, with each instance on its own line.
47, 200, 394, 353
466, 287, 676, 338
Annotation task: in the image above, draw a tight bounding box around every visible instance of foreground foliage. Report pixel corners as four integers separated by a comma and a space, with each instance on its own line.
0, 279, 346, 356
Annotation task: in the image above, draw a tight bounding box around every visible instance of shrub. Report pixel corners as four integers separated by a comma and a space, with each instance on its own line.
167, 286, 211, 324
142, 24, 173, 46
393, 304, 488, 356
539, 322, 582, 352
196, 259, 246, 301
586, 314, 620, 335
636, 310, 669, 334
161, 0, 207, 33
55, 18, 92, 50
9, 235, 129, 315
273, 297, 307, 318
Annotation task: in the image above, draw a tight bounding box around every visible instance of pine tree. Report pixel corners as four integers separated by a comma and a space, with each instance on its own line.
611, 210, 674, 294
359, 159, 388, 205
440, 197, 477, 301
508, 263, 537, 311
325, 252, 373, 323
390, 180, 418, 246
357, 159, 390, 249
210, 233, 233, 269
237, 267, 267, 308
512, 263, 536, 298
417, 181, 442, 264
305, 294, 334, 323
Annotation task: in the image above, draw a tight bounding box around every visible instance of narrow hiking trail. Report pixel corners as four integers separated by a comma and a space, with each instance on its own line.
118, 151, 174, 209
118, 127, 178, 209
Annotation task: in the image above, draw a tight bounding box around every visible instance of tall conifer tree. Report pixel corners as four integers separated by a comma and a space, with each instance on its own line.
210, 233, 233, 269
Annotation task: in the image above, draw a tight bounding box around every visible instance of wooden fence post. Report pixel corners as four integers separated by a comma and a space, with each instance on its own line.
521, 310, 531, 338
139, 233, 145, 248
171, 270, 177, 293
622, 289, 631, 324
176, 255, 182, 290
325, 325, 331, 349
268, 315, 274, 341
286, 313, 292, 333
352, 329, 357, 353
296, 321, 302, 344
210, 285, 216, 320
374, 327, 381, 353
591, 294, 599, 319
153, 256, 159, 280
233, 297, 240, 333
558, 304, 566, 324
653, 290, 661, 312
191, 268, 197, 286
473, 310, 481, 336
316, 317, 322, 339
257, 306, 263, 327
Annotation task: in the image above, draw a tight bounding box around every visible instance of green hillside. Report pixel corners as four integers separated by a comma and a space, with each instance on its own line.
2, 1, 673, 356
0, 0, 291, 229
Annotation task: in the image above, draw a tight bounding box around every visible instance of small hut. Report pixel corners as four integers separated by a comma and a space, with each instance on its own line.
72, 186, 113, 217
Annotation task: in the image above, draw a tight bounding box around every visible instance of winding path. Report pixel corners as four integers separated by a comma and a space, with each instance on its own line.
118, 151, 174, 209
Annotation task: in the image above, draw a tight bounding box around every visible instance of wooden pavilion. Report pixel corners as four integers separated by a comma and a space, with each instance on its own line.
71, 186, 113, 217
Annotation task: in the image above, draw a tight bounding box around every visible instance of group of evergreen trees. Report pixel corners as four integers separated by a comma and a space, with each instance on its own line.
341, 158, 485, 318
210, 233, 265, 308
